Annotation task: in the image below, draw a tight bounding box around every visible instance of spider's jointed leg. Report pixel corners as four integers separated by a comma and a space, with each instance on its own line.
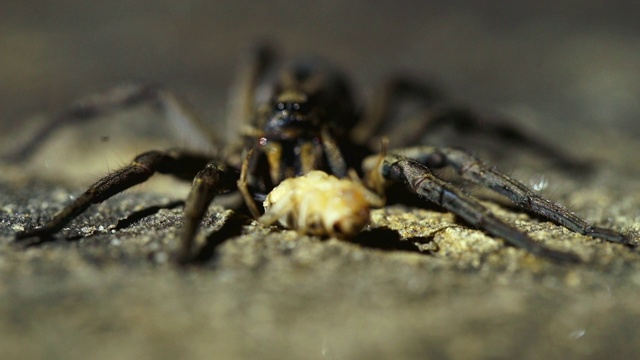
15, 149, 216, 242
352, 76, 443, 144
391, 107, 589, 170
179, 162, 239, 263
398, 146, 630, 244
3, 83, 215, 163
382, 157, 581, 262
355, 76, 588, 170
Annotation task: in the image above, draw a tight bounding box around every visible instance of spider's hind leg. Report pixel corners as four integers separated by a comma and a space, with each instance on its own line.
3, 83, 215, 163
355, 75, 589, 171
393, 106, 589, 170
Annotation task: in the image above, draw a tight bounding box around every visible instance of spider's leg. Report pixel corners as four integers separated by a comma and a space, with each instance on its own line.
387, 106, 589, 170
3, 83, 215, 163
352, 76, 442, 145
15, 149, 215, 242
224, 43, 275, 142
352, 75, 586, 170
382, 156, 581, 262
178, 162, 239, 264
396, 146, 629, 244
321, 127, 348, 178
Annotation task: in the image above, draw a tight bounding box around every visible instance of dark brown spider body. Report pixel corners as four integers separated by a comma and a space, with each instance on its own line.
10, 45, 632, 264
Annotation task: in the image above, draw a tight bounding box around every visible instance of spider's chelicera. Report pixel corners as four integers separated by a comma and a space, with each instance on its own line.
11, 45, 631, 263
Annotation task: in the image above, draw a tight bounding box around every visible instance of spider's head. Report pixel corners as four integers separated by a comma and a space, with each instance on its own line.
263, 90, 321, 140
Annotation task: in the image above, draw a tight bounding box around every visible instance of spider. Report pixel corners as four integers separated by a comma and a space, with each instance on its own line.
11, 44, 631, 264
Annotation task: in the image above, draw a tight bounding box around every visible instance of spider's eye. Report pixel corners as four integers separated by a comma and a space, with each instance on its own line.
273, 101, 311, 114
292, 101, 311, 114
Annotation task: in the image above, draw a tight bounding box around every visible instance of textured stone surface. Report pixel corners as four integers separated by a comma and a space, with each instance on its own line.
1, 1, 640, 359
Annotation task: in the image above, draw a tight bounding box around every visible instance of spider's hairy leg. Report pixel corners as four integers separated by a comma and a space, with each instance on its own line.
382, 156, 581, 263
353, 75, 587, 170
224, 43, 276, 142
400, 146, 630, 244
3, 83, 214, 163
15, 149, 214, 242
352, 76, 442, 145
389, 106, 589, 170
178, 162, 238, 264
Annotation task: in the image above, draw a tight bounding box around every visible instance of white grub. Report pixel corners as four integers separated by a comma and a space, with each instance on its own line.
259, 171, 383, 238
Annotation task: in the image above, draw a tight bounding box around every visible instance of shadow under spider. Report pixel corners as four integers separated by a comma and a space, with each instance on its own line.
191, 212, 252, 264
344, 227, 434, 254
17, 200, 187, 246
113, 200, 185, 230
19, 198, 450, 261
92, 201, 249, 264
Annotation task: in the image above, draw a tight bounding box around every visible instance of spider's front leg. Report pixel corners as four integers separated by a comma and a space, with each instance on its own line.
398, 146, 631, 245
380, 156, 582, 262
15, 150, 232, 247
178, 163, 239, 263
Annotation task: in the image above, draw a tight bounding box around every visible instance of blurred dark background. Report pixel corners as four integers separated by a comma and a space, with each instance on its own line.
2, 1, 639, 147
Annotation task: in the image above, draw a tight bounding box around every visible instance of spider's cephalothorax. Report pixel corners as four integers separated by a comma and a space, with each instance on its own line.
242, 60, 360, 191
11, 45, 632, 264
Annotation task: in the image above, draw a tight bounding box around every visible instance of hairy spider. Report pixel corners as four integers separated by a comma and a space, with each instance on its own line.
11, 45, 631, 263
